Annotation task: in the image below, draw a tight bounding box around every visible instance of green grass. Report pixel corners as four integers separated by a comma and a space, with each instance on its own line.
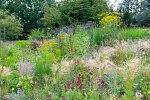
119, 28, 150, 40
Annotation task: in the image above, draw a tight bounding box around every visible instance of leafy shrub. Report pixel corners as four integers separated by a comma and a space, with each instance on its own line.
42, 7, 62, 28
93, 12, 122, 46
72, 27, 90, 56
98, 12, 123, 28
34, 52, 54, 79
28, 28, 46, 40
0, 9, 23, 40
15, 41, 29, 50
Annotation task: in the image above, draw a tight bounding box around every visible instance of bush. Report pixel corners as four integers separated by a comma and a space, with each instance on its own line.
42, 7, 62, 28
0, 9, 23, 40
14, 41, 29, 50
28, 28, 47, 40
34, 52, 54, 79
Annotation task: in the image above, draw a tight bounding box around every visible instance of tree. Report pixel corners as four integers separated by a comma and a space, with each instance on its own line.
43, 0, 109, 28
0, 10, 23, 40
0, 0, 53, 39
135, 0, 150, 26
118, 0, 140, 27
42, 6, 62, 28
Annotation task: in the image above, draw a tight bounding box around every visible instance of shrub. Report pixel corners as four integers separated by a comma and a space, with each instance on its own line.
98, 12, 123, 28
93, 12, 123, 46
34, 52, 54, 79
0, 9, 23, 40
42, 7, 62, 28
28, 28, 46, 40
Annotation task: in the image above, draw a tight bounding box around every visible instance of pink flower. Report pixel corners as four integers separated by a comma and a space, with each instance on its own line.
71, 86, 74, 91
101, 80, 105, 84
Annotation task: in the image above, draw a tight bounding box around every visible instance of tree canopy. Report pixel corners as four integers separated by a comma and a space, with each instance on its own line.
0, 9, 23, 40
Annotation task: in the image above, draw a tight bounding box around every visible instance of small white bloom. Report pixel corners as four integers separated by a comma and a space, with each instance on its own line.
134, 84, 138, 86
142, 52, 145, 55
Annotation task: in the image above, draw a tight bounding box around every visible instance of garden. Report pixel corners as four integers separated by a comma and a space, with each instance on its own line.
0, 0, 150, 100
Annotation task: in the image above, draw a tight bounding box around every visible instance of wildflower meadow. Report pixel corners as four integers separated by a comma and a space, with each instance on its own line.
0, 0, 150, 100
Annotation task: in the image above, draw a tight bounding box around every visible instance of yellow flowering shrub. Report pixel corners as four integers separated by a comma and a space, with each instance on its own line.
98, 12, 123, 28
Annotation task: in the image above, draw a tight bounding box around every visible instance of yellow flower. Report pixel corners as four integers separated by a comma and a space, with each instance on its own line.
30, 80, 33, 84
27, 76, 32, 80
5, 56, 10, 61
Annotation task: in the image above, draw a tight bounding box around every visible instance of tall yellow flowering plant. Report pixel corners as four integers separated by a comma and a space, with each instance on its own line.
98, 12, 123, 29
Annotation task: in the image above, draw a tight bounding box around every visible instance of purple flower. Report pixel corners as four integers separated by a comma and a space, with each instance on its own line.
99, 76, 102, 78
89, 72, 93, 75
96, 78, 99, 80
103, 73, 107, 75
23, 48, 26, 52
104, 76, 107, 77
96, 67, 99, 69
100, 68, 103, 70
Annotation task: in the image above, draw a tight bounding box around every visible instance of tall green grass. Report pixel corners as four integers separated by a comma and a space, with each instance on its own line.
119, 28, 150, 40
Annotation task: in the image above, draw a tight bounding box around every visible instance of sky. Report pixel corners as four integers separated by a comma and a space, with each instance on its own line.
109, 0, 122, 10
55, 0, 123, 10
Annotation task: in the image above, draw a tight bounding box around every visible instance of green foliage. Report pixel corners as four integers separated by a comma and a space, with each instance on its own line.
0, 9, 23, 40
135, 3, 150, 27
72, 27, 90, 56
42, 7, 62, 28
43, 0, 109, 28
3, 0, 51, 39
119, 28, 150, 40
17, 76, 33, 96
122, 11, 132, 27
29, 28, 46, 40
134, 70, 150, 99
34, 52, 54, 78
93, 27, 119, 46
14, 41, 29, 50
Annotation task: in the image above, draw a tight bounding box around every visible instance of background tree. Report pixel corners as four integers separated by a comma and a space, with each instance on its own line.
135, 0, 150, 27
42, 0, 109, 28
0, 10, 23, 40
0, 0, 53, 39
118, 0, 140, 27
